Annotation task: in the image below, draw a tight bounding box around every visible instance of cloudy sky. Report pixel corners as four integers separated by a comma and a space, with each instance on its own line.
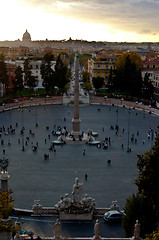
0, 0, 159, 42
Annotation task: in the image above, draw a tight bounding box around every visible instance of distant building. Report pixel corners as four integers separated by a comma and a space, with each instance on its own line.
5, 62, 16, 93
0, 82, 5, 97
1, 29, 159, 53
5, 59, 56, 90
142, 58, 159, 100
88, 55, 117, 86
22, 29, 31, 43
142, 58, 159, 71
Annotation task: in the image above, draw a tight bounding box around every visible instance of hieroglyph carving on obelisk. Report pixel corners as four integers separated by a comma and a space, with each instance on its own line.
72, 53, 81, 138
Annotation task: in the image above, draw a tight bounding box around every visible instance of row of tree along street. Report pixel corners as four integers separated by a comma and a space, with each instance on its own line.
0, 51, 155, 101
92, 52, 154, 101
0, 53, 71, 97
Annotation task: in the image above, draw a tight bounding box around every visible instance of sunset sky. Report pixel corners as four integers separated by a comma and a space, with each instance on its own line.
0, 0, 159, 42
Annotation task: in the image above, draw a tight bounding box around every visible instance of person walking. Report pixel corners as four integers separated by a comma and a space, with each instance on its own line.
85, 174, 88, 181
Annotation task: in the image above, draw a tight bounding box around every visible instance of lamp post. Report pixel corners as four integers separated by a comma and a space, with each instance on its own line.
35, 107, 38, 127
127, 108, 131, 152
21, 104, 25, 151
116, 105, 119, 125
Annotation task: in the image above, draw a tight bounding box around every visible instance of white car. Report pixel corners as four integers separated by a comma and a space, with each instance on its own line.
104, 210, 124, 223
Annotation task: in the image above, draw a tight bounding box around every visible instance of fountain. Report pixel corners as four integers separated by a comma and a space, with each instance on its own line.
55, 178, 96, 220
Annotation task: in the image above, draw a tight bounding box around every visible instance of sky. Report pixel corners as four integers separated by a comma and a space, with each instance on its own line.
0, 0, 159, 42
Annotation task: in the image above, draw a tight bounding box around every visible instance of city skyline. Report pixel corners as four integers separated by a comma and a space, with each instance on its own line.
1, 0, 159, 43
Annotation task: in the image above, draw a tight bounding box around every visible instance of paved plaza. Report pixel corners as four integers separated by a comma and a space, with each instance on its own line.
0, 103, 159, 211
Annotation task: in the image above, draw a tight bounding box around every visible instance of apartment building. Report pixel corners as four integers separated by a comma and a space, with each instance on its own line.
5, 59, 56, 90
142, 58, 159, 100
88, 55, 117, 86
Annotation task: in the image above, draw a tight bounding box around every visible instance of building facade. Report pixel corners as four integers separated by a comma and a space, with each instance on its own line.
88, 55, 117, 86
6, 59, 56, 90
142, 58, 159, 100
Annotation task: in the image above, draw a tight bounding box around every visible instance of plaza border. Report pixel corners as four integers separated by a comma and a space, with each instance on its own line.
0, 96, 159, 116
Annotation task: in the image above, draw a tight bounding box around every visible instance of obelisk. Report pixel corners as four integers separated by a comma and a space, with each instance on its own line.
72, 53, 81, 138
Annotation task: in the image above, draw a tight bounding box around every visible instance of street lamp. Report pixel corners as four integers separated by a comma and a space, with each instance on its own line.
127, 108, 131, 152
21, 105, 25, 151
116, 105, 119, 125
35, 107, 38, 127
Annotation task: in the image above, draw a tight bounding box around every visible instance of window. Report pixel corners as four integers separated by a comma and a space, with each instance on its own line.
98, 64, 100, 68
106, 65, 108, 69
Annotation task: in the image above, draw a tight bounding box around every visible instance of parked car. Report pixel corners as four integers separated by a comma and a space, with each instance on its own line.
104, 210, 124, 223
20, 228, 34, 237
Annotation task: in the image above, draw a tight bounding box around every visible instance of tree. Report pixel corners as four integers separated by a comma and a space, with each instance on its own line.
0, 190, 17, 234
40, 52, 55, 93
79, 54, 91, 70
116, 52, 142, 70
0, 54, 8, 87
123, 131, 159, 238
23, 59, 37, 89
92, 76, 104, 90
107, 66, 116, 91
54, 55, 68, 92
122, 193, 156, 238
84, 81, 92, 91
146, 228, 159, 240
13, 66, 24, 95
82, 71, 90, 83
114, 55, 142, 96
142, 73, 154, 100
0, 190, 14, 219
66, 68, 71, 83
136, 132, 159, 216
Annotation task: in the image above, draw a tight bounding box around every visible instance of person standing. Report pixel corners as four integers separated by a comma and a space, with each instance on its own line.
85, 174, 88, 181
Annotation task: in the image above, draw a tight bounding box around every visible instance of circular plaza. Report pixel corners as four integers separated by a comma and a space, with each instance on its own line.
0, 101, 159, 210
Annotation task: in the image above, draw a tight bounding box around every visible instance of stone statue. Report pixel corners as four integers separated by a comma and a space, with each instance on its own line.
54, 219, 61, 239
81, 194, 90, 208
93, 219, 101, 239
72, 178, 83, 203
32, 200, 43, 215
54, 178, 96, 219
134, 220, 140, 239
55, 195, 64, 210
14, 218, 21, 239
63, 193, 71, 209
110, 200, 120, 211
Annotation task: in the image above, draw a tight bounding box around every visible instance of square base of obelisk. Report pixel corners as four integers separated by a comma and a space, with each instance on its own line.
71, 130, 82, 139
72, 118, 81, 138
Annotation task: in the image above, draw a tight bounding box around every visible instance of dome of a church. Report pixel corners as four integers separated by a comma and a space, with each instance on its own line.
22, 29, 31, 42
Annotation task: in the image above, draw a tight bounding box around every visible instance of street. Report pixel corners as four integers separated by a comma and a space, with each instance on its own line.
11, 215, 124, 238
